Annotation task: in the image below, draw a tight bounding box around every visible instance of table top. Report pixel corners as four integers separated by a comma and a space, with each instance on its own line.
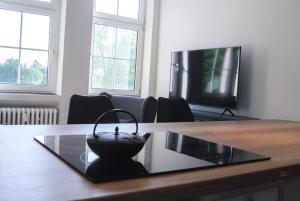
1, 120, 300, 201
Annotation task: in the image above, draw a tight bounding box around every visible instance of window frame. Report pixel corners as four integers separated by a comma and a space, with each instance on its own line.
89, 0, 145, 96
0, 0, 60, 94
93, 0, 145, 27
1, 0, 58, 9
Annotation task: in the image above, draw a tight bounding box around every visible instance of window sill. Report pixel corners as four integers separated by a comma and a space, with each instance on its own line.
89, 88, 140, 96
0, 93, 61, 106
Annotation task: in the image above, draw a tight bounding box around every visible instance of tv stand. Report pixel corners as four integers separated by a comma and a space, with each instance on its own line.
192, 109, 258, 122
221, 108, 235, 117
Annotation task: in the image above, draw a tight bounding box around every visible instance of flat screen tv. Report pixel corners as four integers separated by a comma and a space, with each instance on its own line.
169, 46, 241, 109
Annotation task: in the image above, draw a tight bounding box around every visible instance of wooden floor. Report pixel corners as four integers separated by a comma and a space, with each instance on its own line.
1, 120, 300, 201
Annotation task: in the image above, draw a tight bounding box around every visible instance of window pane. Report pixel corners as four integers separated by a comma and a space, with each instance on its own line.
91, 57, 114, 89
36, 0, 52, 2
114, 59, 135, 90
96, 0, 118, 15
0, 48, 19, 84
93, 24, 116, 57
116, 28, 137, 60
0, 9, 21, 47
20, 50, 48, 85
118, 0, 140, 19
22, 13, 50, 50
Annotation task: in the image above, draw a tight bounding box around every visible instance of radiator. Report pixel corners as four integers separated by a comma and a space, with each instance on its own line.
0, 107, 58, 125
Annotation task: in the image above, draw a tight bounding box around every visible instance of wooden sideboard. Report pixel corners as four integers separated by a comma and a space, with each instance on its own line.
1, 120, 300, 201
192, 109, 258, 121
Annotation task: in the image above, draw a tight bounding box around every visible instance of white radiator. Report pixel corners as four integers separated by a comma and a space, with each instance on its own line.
0, 107, 58, 125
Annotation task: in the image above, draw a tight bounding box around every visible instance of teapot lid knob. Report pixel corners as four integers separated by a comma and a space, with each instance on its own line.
92, 109, 138, 138
114, 126, 119, 136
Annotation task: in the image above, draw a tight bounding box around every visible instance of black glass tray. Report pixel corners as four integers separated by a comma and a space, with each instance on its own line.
34, 131, 270, 183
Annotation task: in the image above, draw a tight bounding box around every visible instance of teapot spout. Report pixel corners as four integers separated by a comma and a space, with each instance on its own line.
143, 133, 151, 141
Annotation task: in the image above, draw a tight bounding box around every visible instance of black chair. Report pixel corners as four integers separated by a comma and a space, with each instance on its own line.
67, 94, 119, 124
100, 92, 158, 123
157, 97, 195, 123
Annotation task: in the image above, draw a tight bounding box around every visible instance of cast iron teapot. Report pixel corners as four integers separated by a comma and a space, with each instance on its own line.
86, 109, 151, 161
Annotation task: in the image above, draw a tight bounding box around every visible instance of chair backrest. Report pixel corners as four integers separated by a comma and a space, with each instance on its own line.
100, 92, 158, 123
157, 97, 195, 123
67, 94, 119, 124
141, 96, 158, 123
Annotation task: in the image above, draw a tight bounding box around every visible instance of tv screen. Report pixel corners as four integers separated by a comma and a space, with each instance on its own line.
169, 46, 241, 109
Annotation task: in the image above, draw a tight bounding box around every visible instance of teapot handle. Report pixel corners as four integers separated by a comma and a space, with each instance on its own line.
93, 109, 138, 138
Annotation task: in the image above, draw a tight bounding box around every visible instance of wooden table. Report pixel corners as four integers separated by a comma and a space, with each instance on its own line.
1, 120, 300, 201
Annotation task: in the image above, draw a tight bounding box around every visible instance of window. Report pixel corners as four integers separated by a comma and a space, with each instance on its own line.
0, 0, 60, 93
90, 0, 145, 95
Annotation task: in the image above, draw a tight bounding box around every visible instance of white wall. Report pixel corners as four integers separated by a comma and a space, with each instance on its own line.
155, 0, 300, 120
141, 0, 161, 97
58, 0, 93, 123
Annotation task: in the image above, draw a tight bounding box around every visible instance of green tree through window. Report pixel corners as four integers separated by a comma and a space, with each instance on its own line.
0, 58, 47, 85
0, 58, 18, 83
